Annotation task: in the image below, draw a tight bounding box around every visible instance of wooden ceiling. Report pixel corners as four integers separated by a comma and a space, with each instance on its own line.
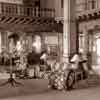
0, 14, 63, 33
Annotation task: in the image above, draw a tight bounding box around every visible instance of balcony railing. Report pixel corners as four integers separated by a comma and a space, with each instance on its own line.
76, 7, 100, 18
0, 2, 55, 18
76, 2, 100, 17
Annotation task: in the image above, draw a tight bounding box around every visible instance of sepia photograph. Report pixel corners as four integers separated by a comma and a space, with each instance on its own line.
0, 0, 100, 100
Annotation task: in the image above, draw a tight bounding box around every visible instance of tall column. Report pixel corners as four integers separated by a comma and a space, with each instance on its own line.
0, 32, 1, 53
63, 0, 69, 62
1, 31, 8, 50
63, 0, 76, 62
83, 28, 89, 56
82, 28, 91, 70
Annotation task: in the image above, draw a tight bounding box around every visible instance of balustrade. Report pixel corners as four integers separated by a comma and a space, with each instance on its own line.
76, 0, 100, 17
0, 2, 55, 18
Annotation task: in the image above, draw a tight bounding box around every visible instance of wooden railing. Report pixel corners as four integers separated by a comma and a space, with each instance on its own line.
76, 0, 98, 13
0, 2, 55, 17
76, 3, 100, 17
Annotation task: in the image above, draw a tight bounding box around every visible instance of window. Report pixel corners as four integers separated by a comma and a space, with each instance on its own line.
92, 0, 96, 9
61, 0, 63, 8
76, 0, 87, 12
87, 0, 96, 10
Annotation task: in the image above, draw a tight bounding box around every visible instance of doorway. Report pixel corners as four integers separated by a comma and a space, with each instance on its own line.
89, 33, 100, 69
96, 38, 100, 65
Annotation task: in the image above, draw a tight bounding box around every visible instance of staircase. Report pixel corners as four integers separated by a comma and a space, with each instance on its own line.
75, 71, 100, 89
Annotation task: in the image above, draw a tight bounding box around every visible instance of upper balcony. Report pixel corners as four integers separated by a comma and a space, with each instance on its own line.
0, 2, 56, 32
0, 2, 55, 18
76, 3, 100, 22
